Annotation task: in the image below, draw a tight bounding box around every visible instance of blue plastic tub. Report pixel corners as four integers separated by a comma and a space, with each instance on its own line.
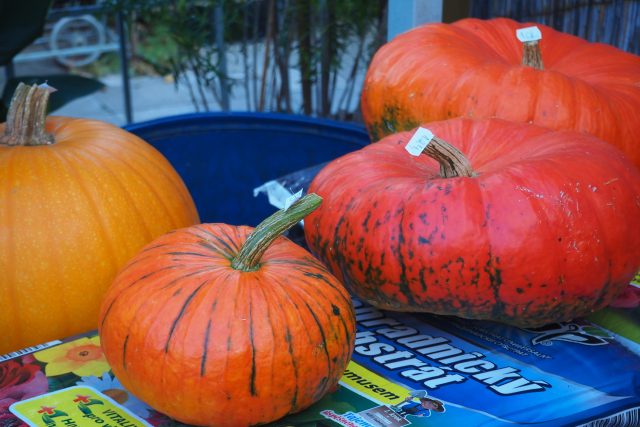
125, 112, 370, 226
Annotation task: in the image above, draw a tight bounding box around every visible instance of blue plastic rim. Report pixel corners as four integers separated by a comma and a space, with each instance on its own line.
125, 112, 371, 227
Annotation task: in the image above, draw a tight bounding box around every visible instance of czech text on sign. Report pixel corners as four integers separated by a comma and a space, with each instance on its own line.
10, 386, 151, 427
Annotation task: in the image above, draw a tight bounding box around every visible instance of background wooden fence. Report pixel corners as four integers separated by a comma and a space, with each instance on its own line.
470, 0, 639, 54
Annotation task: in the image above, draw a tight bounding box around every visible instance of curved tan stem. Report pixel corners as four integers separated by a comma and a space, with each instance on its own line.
522, 41, 544, 70
0, 83, 54, 146
421, 136, 476, 178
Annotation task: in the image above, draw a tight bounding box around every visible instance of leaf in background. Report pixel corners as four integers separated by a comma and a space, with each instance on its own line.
588, 307, 640, 343
0, 0, 52, 66
46, 371, 80, 392
1, 74, 105, 120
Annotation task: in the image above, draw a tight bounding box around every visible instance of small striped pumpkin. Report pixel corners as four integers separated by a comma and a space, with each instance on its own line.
98, 194, 356, 427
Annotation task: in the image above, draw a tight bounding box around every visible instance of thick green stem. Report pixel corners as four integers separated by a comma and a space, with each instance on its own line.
231, 193, 322, 271
0, 82, 54, 146
522, 41, 544, 70
421, 136, 476, 178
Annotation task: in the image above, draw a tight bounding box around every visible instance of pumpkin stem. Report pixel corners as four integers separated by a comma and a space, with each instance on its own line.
231, 193, 322, 271
421, 136, 476, 178
522, 41, 544, 70
0, 82, 55, 146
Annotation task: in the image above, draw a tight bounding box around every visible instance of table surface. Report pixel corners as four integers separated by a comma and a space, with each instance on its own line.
1, 296, 639, 427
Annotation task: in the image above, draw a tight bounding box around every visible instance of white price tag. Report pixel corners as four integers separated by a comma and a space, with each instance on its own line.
38, 82, 58, 93
405, 127, 434, 156
283, 189, 303, 211
516, 26, 542, 43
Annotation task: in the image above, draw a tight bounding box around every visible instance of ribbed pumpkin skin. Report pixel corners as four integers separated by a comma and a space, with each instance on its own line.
304, 118, 640, 327
0, 117, 199, 354
99, 223, 356, 427
361, 18, 640, 168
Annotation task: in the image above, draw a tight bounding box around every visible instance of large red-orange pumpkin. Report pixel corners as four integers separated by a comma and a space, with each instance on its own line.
361, 18, 640, 168
0, 83, 200, 354
99, 194, 355, 427
304, 118, 640, 327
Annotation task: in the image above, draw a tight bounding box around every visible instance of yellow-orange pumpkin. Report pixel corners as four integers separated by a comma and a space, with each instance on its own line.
0, 83, 200, 354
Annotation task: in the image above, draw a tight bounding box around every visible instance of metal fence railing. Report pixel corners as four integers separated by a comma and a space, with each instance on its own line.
4, 0, 637, 126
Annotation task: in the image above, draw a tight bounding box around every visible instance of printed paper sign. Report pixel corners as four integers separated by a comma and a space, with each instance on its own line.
405, 127, 434, 156
0, 340, 62, 363
340, 361, 411, 407
10, 386, 151, 427
516, 26, 542, 42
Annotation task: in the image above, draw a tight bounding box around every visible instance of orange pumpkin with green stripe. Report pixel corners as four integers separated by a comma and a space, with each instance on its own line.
98, 194, 355, 427
361, 18, 640, 168
304, 118, 640, 328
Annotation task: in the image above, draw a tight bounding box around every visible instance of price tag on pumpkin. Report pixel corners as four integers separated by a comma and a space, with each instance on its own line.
405, 127, 434, 156
516, 26, 542, 42
38, 82, 57, 93
284, 189, 303, 211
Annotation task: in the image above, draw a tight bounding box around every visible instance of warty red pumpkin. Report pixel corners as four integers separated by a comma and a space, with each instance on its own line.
361, 17, 640, 168
98, 194, 356, 427
304, 118, 640, 328
0, 83, 200, 354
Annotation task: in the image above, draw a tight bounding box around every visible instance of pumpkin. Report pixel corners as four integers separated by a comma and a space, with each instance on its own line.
98, 194, 355, 427
304, 118, 640, 328
0, 83, 200, 354
361, 17, 640, 168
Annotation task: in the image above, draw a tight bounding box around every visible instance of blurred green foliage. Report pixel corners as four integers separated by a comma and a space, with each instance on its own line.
105, 0, 387, 119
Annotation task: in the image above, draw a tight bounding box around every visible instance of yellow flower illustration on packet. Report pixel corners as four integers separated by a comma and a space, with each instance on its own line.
34, 336, 110, 377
